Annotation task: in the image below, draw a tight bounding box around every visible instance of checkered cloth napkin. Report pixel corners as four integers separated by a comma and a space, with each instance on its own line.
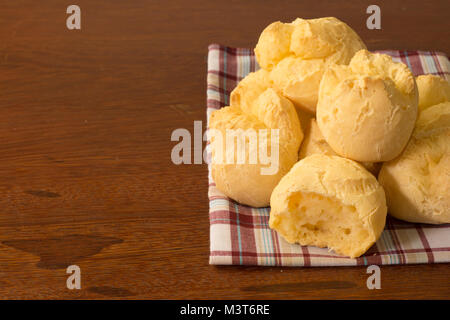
207, 44, 450, 267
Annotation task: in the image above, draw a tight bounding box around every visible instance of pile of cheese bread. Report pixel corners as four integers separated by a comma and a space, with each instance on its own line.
209, 17, 450, 258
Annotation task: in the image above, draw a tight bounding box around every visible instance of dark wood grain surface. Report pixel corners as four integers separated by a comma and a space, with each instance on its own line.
0, 0, 449, 299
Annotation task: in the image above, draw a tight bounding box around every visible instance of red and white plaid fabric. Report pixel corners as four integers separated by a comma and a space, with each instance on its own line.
207, 44, 450, 266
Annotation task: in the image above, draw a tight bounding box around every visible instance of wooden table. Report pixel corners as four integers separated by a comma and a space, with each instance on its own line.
0, 0, 448, 299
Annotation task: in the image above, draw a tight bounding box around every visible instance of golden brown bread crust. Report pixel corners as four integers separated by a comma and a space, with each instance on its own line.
298, 118, 382, 176
379, 102, 450, 224
270, 154, 387, 258
416, 74, 450, 113
255, 17, 366, 113
210, 75, 303, 207
317, 50, 418, 162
